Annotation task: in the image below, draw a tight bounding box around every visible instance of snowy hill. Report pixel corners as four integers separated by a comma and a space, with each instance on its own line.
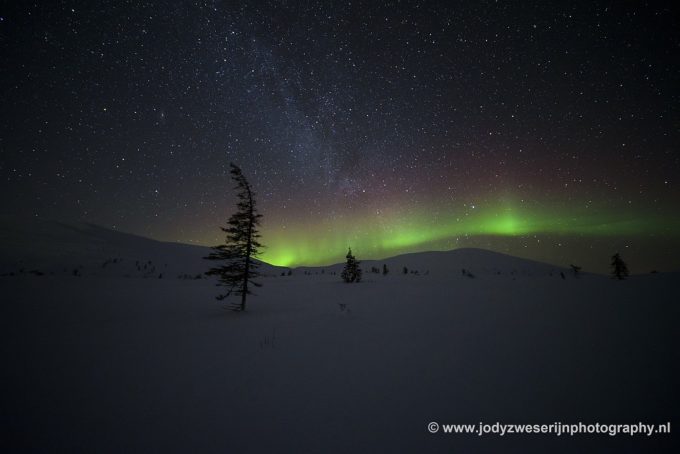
1, 220, 678, 453
0, 219, 577, 281
298, 247, 575, 279
0, 218, 284, 278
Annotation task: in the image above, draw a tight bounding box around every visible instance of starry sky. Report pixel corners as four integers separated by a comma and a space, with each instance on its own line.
2, 1, 679, 273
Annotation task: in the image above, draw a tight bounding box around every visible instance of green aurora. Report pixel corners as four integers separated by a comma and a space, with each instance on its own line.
258, 202, 677, 267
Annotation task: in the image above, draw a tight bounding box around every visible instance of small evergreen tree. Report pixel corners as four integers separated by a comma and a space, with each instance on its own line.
403, 266, 408, 274
610, 253, 629, 280
205, 163, 262, 311
382, 264, 388, 275
341, 248, 362, 283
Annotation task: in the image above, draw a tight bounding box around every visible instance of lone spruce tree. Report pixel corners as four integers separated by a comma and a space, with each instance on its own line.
610, 253, 629, 280
205, 163, 262, 311
341, 248, 362, 283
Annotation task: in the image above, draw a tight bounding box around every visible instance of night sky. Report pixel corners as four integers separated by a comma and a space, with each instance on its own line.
2, 1, 679, 272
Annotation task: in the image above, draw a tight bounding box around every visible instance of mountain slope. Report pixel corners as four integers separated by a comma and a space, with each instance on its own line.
297, 248, 576, 279
0, 218, 283, 278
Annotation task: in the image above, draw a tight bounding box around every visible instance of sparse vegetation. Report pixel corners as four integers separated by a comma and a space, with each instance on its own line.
205, 163, 263, 311
611, 253, 629, 280
341, 248, 362, 283
461, 268, 475, 279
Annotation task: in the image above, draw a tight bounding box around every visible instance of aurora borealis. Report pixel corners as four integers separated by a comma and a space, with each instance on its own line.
2, 1, 679, 273
259, 197, 679, 270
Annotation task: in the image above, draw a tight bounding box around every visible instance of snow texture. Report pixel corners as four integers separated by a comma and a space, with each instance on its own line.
1, 222, 678, 452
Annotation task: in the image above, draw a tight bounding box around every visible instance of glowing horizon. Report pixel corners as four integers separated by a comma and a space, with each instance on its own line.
254, 202, 677, 267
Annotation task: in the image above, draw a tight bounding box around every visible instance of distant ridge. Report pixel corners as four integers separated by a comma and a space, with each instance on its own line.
1, 218, 603, 279
294, 247, 577, 278
0, 218, 283, 278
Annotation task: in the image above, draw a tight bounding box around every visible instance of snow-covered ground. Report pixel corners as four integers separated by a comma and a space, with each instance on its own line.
1, 222, 678, 452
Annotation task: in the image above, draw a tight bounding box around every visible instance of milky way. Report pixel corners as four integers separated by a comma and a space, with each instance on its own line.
2, 1, 679, 272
